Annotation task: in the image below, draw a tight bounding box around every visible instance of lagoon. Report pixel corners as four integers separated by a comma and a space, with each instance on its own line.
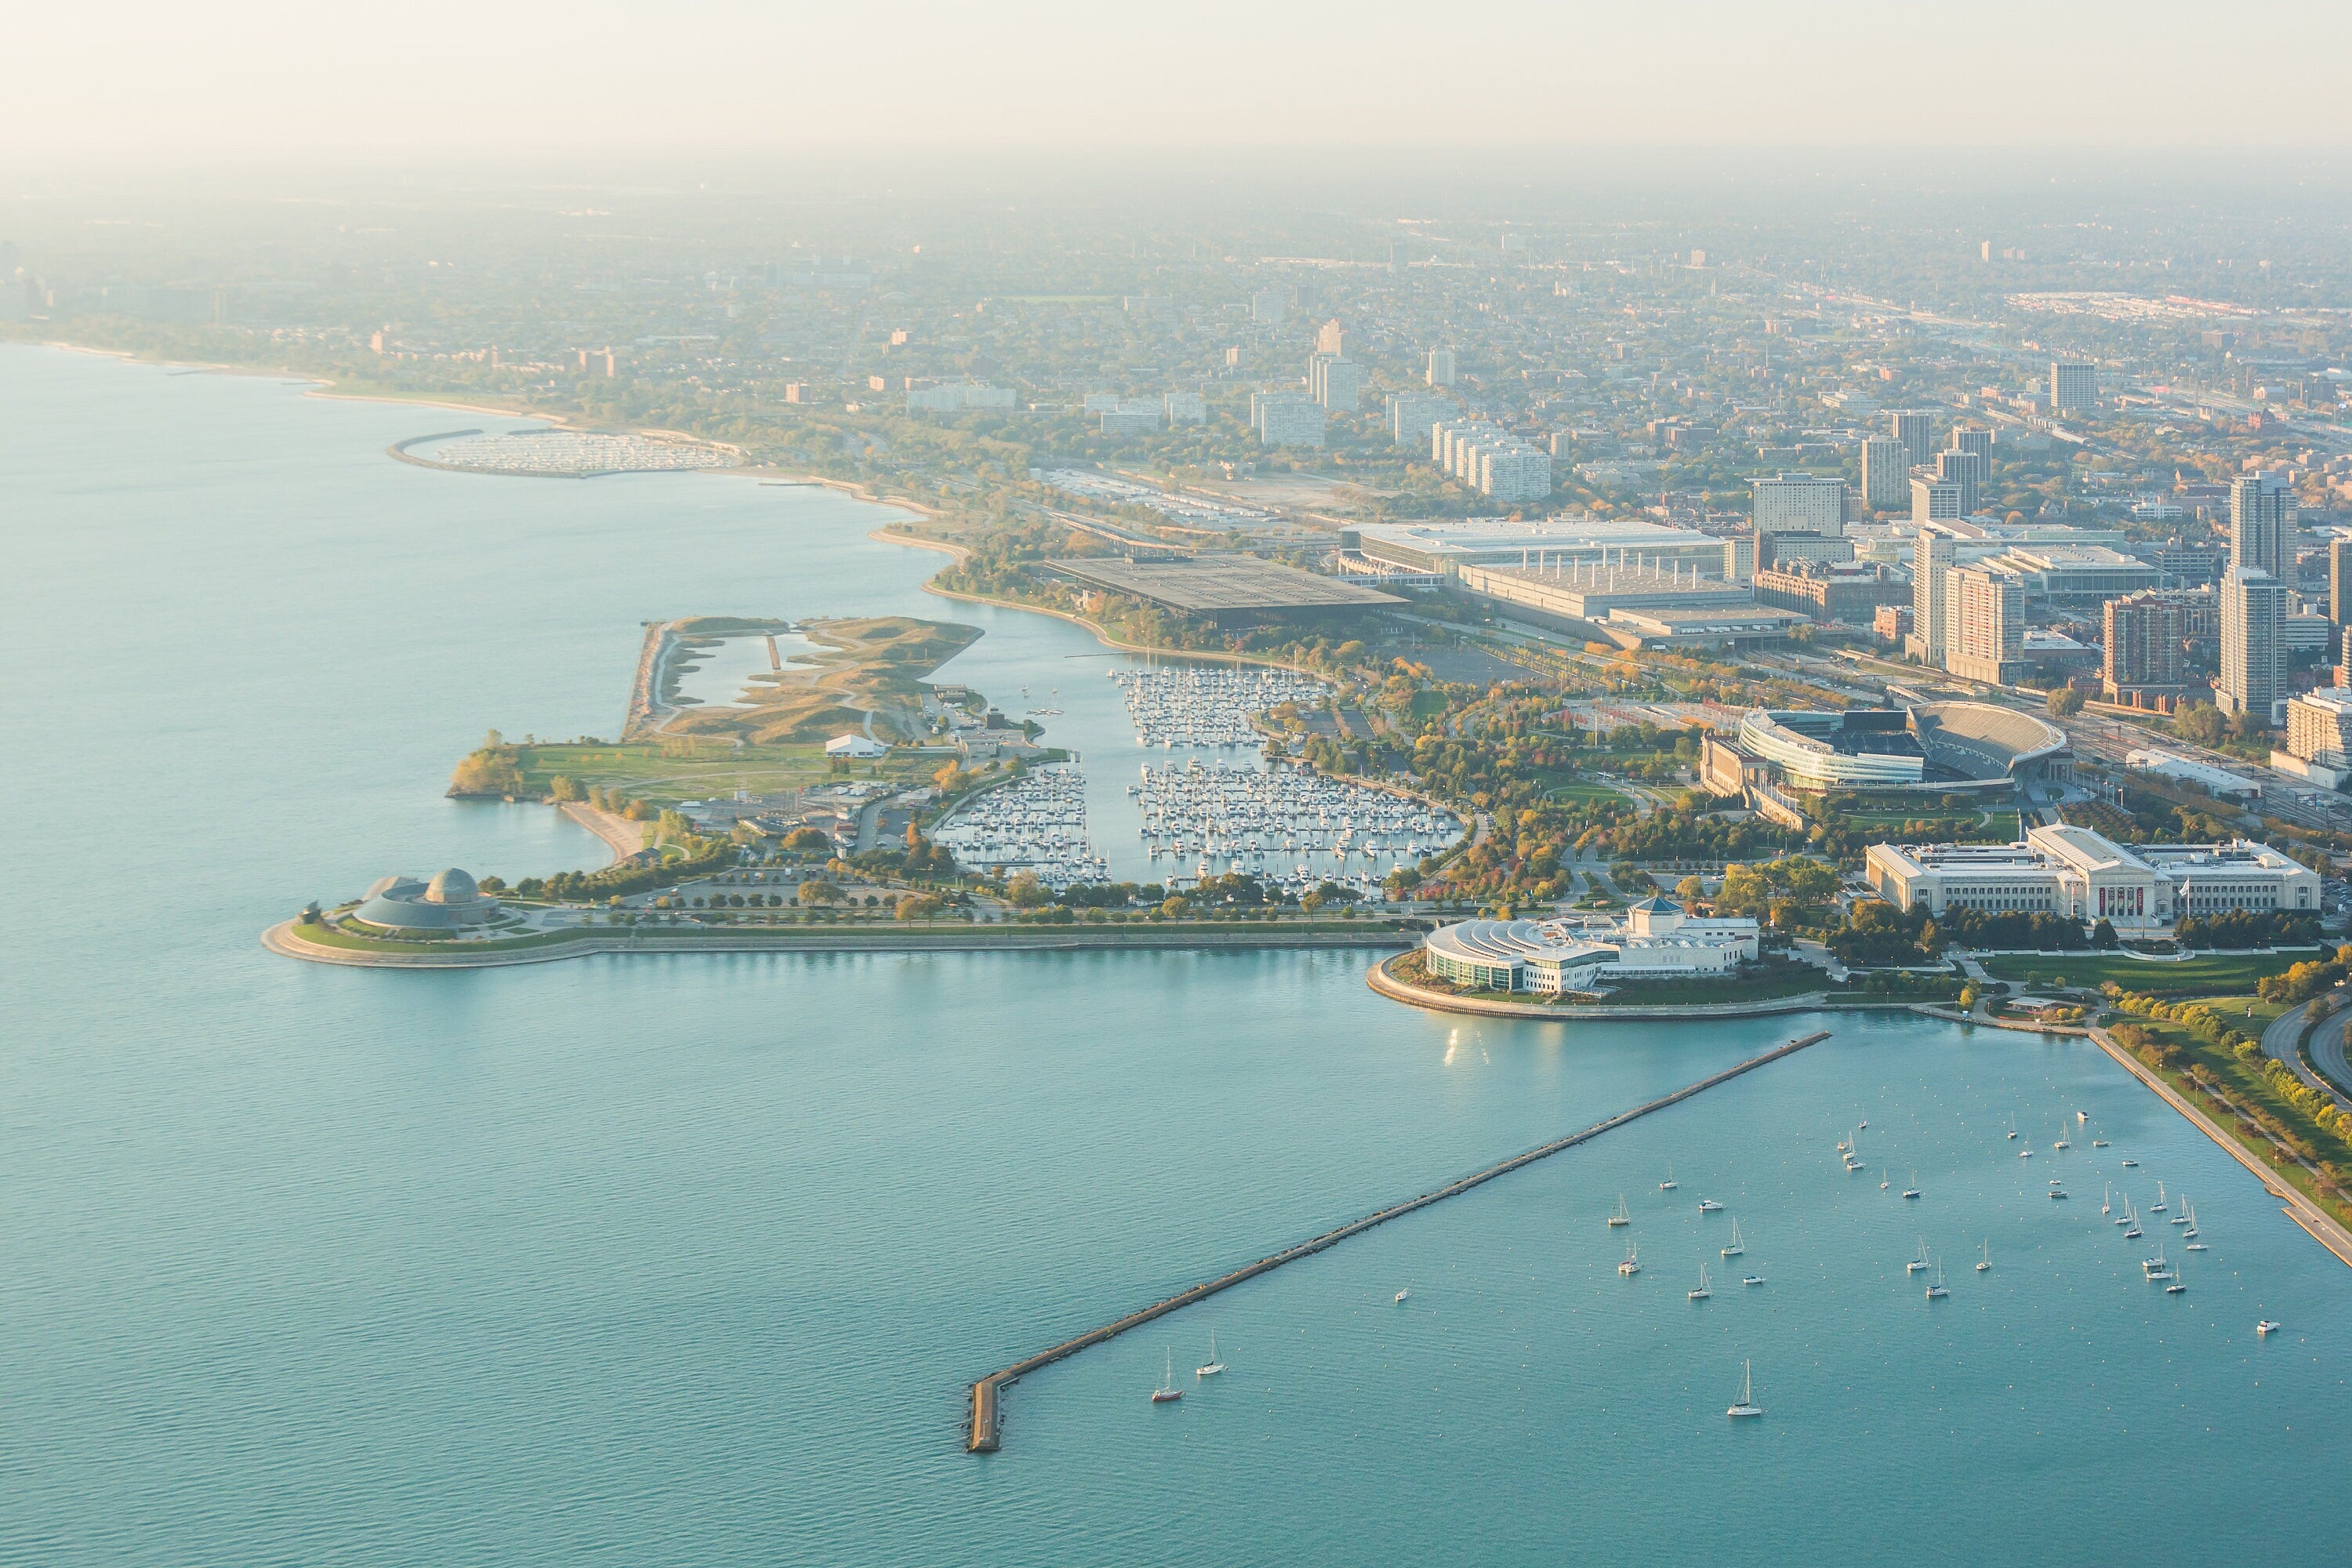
2, 345, 2349, 1566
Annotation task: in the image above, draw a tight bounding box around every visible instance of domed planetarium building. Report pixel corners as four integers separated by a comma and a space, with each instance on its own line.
352, 868, 500, 931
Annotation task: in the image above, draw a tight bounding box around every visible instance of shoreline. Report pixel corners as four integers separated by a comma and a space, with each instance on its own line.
263, 918, 1413, 969
559, 801, 648, 866
2088, 1024, 2352, 1269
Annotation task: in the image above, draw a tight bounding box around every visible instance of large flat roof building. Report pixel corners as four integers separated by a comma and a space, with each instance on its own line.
1044, 557, 1401, 626
1866, 824, 2318, 931
1347, 516, 1727, 578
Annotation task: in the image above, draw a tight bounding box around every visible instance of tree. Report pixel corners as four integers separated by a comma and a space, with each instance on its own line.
1005, 871, 1048, 909
1161, 895, 1193, 918
2174, 702, 2226, 746
797, 880, 844, 906
1675, 874, 1706, 906
2046, 687, 2085, 719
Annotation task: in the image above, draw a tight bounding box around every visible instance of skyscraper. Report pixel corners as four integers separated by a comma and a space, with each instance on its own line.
1944, 565, 2024, 684
1425, 347, 1457, 387
1912, 477, 1964, 524
2230, 474, 2299, 586
1860, 435, 1908, 509
2050, 360, 2096, 412
2218, 567, 2291, 723
1906, 532, 1958, 666
2331, 537, 2352, 626
2102, 592, 2187, 706
1936, 448, 1987, 516
1315, 319, 1346, 356
1949, 426, 1993, 463
1890, 410, 1933, 467
1750, 472, 1846, 535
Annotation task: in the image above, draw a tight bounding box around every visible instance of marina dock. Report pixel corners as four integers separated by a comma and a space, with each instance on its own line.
966, 1029, 1832, 1453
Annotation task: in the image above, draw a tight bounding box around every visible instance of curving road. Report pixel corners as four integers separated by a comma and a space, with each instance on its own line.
2308, 1007, 2352, 1106
2260, 996, 2352, 1115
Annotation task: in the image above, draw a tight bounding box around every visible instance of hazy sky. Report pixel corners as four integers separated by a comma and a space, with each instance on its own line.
13, 1, 2352, 161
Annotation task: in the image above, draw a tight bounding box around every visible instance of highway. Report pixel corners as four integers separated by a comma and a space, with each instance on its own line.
2259, 997, 2352, 1115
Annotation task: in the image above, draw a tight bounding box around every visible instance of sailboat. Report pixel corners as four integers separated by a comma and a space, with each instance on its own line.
2143, 1243, 2172, 1280
1619, 1240, 1642, 1276
2165, 1256, 2187, 1295
1976, 1240, 1992, 1272
1608, 1193, 1632, 1228
2006, 1114, 2019, 1140
1926, 1258, 1950, 1299
2102, 1181, 2111, 1216
2169, 1192, 2190, 1226
1660, 1163, 1679, 1192
1721, 1221, 1746, 1258
2183, 1202, 2203, 1246
1906, 1237, 1931, 1274
2054, 1123, 2071, 1151
1727, 1360, 1763, 1418
1902, 1169, 1922, 1200
1151, 1348, 1184, 1403
1697, 1197, 1725, 1213
1196, 1332, 1226, 1378
2151, 1181, 2169, 1214
1690, 1265, 1711, 1301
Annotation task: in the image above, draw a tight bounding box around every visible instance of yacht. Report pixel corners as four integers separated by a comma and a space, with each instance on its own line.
1906, 1238, 1931, 1274
1721, 1222, 1745, 1259
1742, 1272, 1766, 1287
2143, 1245, 2172, 1280
1976, 1240, 1992, 1272
1859, 1119, 1869, 1130
2257, 1319, 2282, 1336
2121, 1158, 2139, 1168
2050, 1185, 2069, 1200
1608, 1193, 1631, 1228
1151, 1349, 1184, 1403
2078, 1110, 2089, 1123
1727, 1361, 1764, 1419
1395, 1288, 1410, 1305
2007, 1116, 2019, 1141
1926, 1259, 1950, 1300
1690, 1265, 1711, 1301
1196, 1332, 1225, 1378
2092, 1134, 2110, 1148
1697, 1198, 1724, 1213
2019, 1147, 2034, 1159
1618, 1241, 1642, 1276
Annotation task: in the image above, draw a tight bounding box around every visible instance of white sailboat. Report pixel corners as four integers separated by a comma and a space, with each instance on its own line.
1727, 1360, 1763, 1419
1607, 1192, 1631, 1228
1721, 1221, 1745, 1258
2054, 1122, 2071, 1151
1151, 1348, 1183, 1403
1196, 1332, 1225, 1378
1976, 1240, 1992, 1272
1906, 1237, 1931, 1274
1926, 1258, 1950, 1299
2169, 1192, 2191, 1226
1660, 1163, 1679, 1192
1690, 1265, 1711, 1301
1901, 1169, 1922, 1200
2151, 1181, 2169, 1214
1619, 1240, 1641, 1276
2102, 1181, 2111, 1216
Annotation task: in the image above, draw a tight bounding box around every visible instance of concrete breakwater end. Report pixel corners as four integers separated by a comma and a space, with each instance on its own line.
965, 1030, 1833, 1454
263, 920, 1414, 969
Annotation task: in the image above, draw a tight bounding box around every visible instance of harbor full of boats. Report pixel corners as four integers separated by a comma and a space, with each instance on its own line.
929, 764, 1108, 889
1134, 758, 1461, 900
1111, 666, 1327, 750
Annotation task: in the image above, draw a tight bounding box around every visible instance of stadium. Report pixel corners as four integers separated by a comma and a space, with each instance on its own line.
1732, 702, 2069, 794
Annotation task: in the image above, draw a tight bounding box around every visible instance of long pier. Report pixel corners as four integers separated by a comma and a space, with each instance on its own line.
966, 1029, 1833, 1453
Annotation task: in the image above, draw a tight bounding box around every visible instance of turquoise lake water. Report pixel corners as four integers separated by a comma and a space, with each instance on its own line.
3, 344, 2349, 1564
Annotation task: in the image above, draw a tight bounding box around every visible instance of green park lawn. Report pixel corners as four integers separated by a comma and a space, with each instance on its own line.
1983, 950, 2314, 995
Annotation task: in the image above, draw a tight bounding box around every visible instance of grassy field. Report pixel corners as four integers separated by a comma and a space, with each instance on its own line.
499, 738, 938, 808
1541, 777, 1636, 806
1982, 950, 2314, 994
